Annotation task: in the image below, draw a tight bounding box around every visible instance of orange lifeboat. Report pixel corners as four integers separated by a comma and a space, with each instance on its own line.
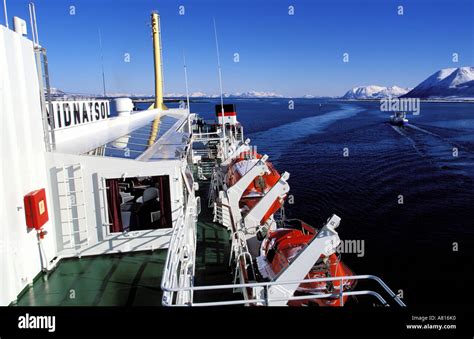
259, 220, 356, 306
226, 152, 285, 225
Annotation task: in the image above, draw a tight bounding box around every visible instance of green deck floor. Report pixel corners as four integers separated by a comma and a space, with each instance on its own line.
15, 251, 168, 306
14, 183, 235, 306
15, 221, 232, 306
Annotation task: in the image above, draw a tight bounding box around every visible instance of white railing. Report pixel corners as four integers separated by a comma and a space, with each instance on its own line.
192, 130, 222, 139
213, 202, 232, 227
214, 203, 251, 270
163, 200, 406, 307
192, 149, 217, 159
161, 274, 406, 307
161, 194, 196, 306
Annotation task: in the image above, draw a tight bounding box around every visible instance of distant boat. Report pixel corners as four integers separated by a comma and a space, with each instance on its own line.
390, 112, 408, 126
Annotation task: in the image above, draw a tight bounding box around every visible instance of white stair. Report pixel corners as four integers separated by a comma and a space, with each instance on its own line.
58, 163, 89, 251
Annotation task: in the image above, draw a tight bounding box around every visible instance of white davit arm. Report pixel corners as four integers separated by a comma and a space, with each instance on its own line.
225, 155, 270, 227
265, 214, 341, 306
243, 171, 290, 234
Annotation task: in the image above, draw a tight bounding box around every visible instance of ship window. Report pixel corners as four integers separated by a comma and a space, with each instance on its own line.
105, 175, 172, 233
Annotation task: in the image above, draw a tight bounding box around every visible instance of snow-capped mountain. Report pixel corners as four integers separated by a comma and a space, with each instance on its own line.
189, 91, 208, 98
228, 91, 283, 98
109, 92, 150, 98
342, 85, 409, 99
48, 87, 100, 99
164, 92, 185, 98
48, 88, 285, 99
49, 87, 67, 96
402, 67, 474, 99
166, 91, 283, 98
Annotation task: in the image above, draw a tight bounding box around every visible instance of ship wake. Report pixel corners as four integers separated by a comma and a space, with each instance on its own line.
249, 104, 364, 161
391, 123, 474, 175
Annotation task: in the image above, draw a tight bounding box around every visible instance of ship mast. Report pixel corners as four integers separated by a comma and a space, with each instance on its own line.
213, 18, 227, 156
151, 11, 167, 110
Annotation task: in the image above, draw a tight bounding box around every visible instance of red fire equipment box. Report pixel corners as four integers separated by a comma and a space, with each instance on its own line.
24, 188, 49, 230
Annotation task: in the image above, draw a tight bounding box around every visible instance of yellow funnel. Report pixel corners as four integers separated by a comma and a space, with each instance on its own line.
151, 12, 167, 110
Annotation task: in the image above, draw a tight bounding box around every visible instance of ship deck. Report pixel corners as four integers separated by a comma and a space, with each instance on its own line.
14, 183, 236, 306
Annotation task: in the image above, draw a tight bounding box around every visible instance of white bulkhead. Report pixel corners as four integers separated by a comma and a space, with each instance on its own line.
0, 22, 196, 306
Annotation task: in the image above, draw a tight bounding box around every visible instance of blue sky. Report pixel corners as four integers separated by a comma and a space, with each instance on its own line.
3, 0, 473, 96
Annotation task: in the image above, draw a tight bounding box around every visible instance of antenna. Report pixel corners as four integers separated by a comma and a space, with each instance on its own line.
28, 2, 39, 46
183, 52, 190, 112
213, 17, 225, 117
98, 28, 107, 98
3, 0, 8, 29
213, 17, 227, 154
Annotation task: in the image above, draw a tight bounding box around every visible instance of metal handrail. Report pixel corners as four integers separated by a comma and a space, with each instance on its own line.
161, 206, 186, 301
183, 290, 388, 307
163, 202, 404, 306
161, 274, 406, 307
234, 251, 254, 276
192, 131, 221, 137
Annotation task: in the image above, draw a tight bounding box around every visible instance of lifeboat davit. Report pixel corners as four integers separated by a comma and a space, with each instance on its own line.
259, 220, 356, 306
226, 152, 284, 225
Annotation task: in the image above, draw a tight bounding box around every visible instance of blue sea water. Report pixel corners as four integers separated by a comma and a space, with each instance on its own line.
166, 98, 474, 306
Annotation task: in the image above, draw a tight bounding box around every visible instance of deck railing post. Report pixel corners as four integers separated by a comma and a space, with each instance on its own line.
340, 277, 344, 306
